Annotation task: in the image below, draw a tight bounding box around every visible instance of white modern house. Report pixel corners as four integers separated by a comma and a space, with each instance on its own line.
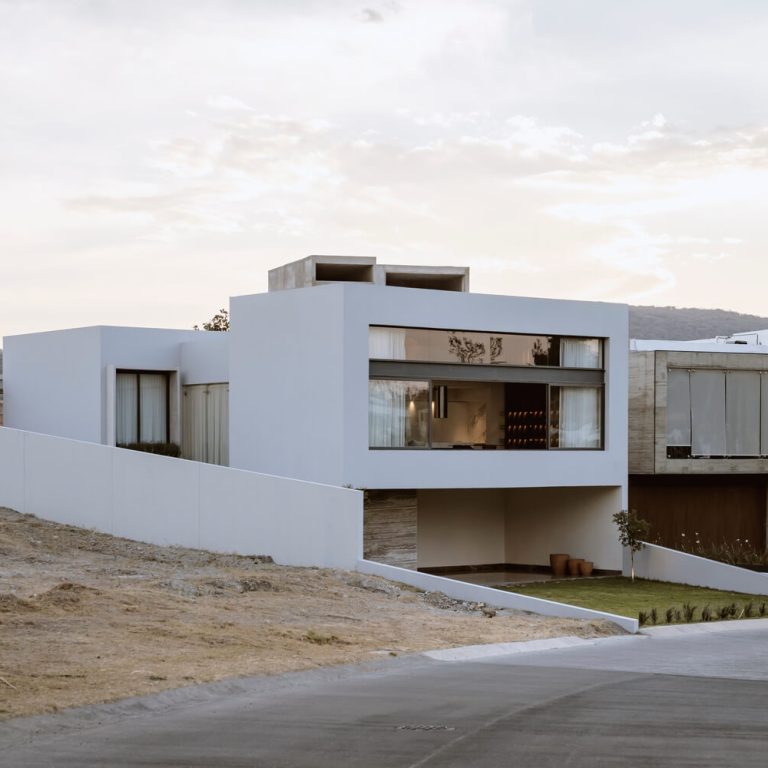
3, 255, 629, 575
3, 327, 229, 464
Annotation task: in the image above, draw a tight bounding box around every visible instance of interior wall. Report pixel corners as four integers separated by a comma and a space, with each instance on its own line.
504, 486, 622, 570
416, 488, 506, 568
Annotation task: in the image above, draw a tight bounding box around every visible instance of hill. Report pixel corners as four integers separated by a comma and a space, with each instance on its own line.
629, 306, 768, 341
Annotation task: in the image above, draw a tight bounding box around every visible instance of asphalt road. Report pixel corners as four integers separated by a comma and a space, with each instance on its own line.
2, 621, 768, 767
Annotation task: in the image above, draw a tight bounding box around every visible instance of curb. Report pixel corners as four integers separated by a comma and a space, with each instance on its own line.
423, 633, 644, 662
640, 617, 768, 637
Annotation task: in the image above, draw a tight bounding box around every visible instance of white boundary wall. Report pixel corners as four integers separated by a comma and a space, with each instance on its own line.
627, 543, 768, 596
357, 559, 639, 633
0, 427, 363, 569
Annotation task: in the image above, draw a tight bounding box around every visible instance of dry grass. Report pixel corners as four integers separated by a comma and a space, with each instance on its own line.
0, 507, 621, 720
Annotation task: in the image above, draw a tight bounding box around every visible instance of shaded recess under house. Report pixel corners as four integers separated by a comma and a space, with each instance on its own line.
363, 486, 622, 576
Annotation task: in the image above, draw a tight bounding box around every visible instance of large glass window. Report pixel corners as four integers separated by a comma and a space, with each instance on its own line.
369, 378, 603, 450
666, 368, 691, 446
667, 368, 768, 458
430, 380, 506, 449
116, 371, 169, 445
369, 327, 602, 369
368, 380, 429, 448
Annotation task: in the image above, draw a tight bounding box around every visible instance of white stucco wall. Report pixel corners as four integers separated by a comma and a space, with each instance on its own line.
3, 327, 103, 442
0, 427, 363, 569
504, 486, 622, 570
180, 333, 229, 385
629, 542, 768, 596
229, 287, 348, 484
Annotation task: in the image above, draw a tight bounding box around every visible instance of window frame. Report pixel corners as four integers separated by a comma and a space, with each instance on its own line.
369, 325, 604, 370
116, 369, 171, 445
368, 374, 604, 451
666, 366, 768, 459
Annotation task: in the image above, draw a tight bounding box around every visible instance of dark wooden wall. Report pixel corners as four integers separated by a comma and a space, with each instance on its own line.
629, 475, 767, 549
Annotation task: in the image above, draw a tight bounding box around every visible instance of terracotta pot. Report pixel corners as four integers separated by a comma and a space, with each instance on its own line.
549, 553, 570, 578
567, 558, 584, 577
579, 560, 594, 577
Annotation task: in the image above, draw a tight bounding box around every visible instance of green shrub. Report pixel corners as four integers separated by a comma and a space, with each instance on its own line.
674, 536, 768, 567
118, 442, 181, 458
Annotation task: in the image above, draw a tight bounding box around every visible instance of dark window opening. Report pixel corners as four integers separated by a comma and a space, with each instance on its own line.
315, 262, 374, 283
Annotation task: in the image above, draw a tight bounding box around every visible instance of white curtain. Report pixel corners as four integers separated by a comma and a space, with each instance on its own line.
206, 384, 229, 466
690, 370, 726, 456
560, 338, 601, 369
762, 374, 768, 456
139, 374, 167, 443
369, 380, 407, 447
725, 371, 760, 456
369, 327, 407, 360
116, 373, 138, 444
182, 385, 206, 460
666, 369, 691, 446
558, 386, 601, 448
182, 383, 229, 465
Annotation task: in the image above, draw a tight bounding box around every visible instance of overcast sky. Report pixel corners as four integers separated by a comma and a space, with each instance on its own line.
1, 0, 767, 337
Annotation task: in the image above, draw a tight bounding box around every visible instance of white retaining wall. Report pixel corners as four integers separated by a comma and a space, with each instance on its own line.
0, 427, 363, 569
627, 543, 768, 596
357, 559, 639, 633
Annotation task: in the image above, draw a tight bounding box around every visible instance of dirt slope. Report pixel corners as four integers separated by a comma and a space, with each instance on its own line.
0, 507, 619, 720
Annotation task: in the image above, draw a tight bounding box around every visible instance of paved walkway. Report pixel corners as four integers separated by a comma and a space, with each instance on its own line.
3, 620, 768, 767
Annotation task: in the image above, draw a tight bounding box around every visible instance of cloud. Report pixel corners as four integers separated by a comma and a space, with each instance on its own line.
361, 8, 384, 23
207, 95, 255, 112
62, 109, 768, 302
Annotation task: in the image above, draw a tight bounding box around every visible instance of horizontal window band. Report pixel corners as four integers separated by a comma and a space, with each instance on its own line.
369, 361, 604, 386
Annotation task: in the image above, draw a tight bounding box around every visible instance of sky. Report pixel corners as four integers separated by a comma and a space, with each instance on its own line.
1, 0, 767, 338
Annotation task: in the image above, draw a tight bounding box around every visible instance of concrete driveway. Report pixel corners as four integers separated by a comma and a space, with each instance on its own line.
2, 621, 768, 767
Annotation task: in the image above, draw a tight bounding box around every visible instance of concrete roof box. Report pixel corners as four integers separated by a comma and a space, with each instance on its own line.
268, 255, 469, 293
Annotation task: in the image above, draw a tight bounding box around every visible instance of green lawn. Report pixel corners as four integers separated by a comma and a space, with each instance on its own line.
503, 577, 768, 623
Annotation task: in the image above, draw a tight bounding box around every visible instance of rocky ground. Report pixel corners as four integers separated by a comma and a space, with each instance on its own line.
0, 507, 621, 720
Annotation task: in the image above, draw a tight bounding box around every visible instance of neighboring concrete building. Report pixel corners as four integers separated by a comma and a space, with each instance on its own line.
4, 255, 629, 575
629, 334, 768, 549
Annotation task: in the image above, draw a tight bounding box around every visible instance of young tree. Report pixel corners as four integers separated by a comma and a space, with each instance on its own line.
613, 509, 650, 582
194, 308, 229, 332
